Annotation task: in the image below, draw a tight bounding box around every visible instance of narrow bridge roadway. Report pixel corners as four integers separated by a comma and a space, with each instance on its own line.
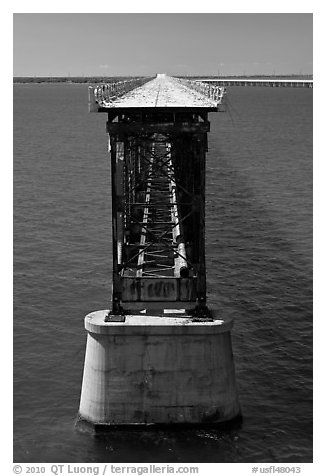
90, 74, 225, 111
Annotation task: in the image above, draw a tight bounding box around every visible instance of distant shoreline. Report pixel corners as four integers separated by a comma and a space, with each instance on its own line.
13, 74, 313, 84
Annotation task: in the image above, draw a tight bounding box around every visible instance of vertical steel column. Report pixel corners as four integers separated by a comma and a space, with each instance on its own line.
109, 133, 125, 315
192, 133, 207, 312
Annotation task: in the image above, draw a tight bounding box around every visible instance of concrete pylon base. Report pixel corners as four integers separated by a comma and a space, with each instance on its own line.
78, 310, 240, 427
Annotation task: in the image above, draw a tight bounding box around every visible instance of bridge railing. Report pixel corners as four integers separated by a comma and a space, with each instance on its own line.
174, 77, 226, 104
89, 77, 154, 110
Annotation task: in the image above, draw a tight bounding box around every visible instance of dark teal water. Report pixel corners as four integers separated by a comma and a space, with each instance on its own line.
13, 84, 312, 463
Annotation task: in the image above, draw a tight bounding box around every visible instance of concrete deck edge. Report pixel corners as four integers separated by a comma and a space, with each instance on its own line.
84, 310, 234, 335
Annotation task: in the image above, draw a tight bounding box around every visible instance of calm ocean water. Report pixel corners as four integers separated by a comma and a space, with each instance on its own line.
13, 83, 312, 463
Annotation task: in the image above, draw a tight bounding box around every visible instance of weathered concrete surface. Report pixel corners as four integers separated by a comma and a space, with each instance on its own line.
79, 310, 240, 426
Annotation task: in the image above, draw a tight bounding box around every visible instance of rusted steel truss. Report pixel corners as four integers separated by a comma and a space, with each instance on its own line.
107, 111, 209, 316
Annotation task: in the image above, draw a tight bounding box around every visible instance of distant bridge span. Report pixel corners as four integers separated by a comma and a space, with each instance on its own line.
195, 78, 313, 88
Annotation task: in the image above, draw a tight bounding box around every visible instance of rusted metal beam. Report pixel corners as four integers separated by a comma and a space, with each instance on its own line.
106, 122, 210, 134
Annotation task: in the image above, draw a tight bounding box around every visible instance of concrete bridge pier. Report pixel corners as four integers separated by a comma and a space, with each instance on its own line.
78, 310, 240, 427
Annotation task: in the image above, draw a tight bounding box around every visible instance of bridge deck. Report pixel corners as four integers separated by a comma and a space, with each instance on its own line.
91, 74, 222, 111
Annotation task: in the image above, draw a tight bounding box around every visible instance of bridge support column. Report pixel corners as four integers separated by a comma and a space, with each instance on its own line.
78, 310, 240, 428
